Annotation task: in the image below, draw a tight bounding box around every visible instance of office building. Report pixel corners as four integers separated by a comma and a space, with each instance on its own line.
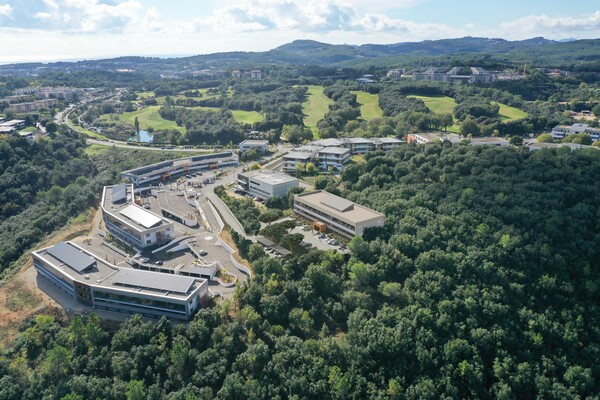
237, 170, 299, 199
121, 152, 238, 187
101, 184, 174, 250
317, 147, 351, 171
32, 241, 208, 321
294, 191, 385, 238
239, 139, 269, 154
551, 123, 600, 141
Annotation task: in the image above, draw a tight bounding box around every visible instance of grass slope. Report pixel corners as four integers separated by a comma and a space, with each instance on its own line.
351, 91, 383, 120
120, 106, 184, 132
409, 94, 528, 132
302, 85, 334, 137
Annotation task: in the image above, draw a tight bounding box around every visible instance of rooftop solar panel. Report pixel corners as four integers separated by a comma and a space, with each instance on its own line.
119, 205, 162, 229
113, 269, 195, 294
47, 242, 96, 273
112, 184, 127, 204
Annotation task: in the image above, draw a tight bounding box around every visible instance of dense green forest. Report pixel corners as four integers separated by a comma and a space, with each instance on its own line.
1, 144, 599, 399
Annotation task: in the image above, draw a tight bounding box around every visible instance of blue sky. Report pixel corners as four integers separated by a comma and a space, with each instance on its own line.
0, 0, 599, 63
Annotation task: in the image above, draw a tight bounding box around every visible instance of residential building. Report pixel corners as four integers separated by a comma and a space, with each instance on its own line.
237, 170, 299, 199
372, 137, 403, 151
0, 119, 26, 132
101, 184, 174, 250
413, 66, 495, 84
293, 191, 385, 238
32, 241, 208, 321
121, 152, 238, 187
231, 70, 242, 78
239, 139, 269, 154
17, 131, 34, 140
317, 147, 351, 171
7, 99, 58, 113
551, 123, 600, 141
282, 151, 314, 173
345, 137, 375, 154
387, 69, 404, 79
250, 70, 262, 79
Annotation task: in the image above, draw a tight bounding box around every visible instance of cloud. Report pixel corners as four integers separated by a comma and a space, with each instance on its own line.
499, 11, 600, 38
0, 3, 12, 16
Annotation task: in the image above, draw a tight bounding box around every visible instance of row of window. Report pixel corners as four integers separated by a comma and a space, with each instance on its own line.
93, 291, 188, 313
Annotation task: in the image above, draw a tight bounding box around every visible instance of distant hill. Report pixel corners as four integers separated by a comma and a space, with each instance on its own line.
1, 36, 599, 74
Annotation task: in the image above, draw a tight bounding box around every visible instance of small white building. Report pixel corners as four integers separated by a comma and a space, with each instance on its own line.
237, 170, 299, 199
239, 139, 269, 154
317, 147, 351, 171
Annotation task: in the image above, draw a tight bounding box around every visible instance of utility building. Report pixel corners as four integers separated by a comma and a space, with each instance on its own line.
237, 170, 299, 199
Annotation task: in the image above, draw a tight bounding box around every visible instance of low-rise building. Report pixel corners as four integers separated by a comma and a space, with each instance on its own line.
239, 139, 269, 154
372, 137, 403, 151
32, 241, 208, 320
317, 147, 351, 171
294, 191, 385, 238
121, 152, 238, 187
0, 119, 26, 131
237, 170, 299, 199
407, 132, 461, 144
283, 151, 314, 173
551, 123, 600, 141
387, 69, 404, 79
344, 137, 375, 154
7, 99, 58, 113
468, 137, 509, 146
250, 70, 262, 79
102, 184, 174, 250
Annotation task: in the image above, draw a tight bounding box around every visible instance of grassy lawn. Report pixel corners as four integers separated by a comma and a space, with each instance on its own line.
494, 102, 529, 120
84, 144, 112, 155
351, 91, 383, 120
231, 110, 264, 124
408, 95, 457, 115
120, 106, 184, 132
136, 91, 155, 99
302, 85, 334, 138
19, 126, 36, 133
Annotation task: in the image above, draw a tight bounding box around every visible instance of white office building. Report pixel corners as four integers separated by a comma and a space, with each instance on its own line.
237, 170, 299, 199
101, 184, 174, 250
239, 139, 269, 154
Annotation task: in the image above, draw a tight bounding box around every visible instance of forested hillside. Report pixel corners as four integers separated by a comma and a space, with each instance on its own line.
2, 144, 598, 399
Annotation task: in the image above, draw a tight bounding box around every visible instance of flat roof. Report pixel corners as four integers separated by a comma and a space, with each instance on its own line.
295, 190, 384, 225
47, 241, 96, 273
119, 204, 163, 229
284, 151, 314, 160
240, 139, 268, 145
250, 171, 299, 186
318, 147, 350, 155
122, 152, 236, 177
312, 138, 344, 147
373, 137, 403, 144
112, 269, 195, 294
112, 184, 127, 204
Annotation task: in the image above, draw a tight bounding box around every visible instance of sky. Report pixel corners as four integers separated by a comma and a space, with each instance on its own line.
0, 0, 599, 63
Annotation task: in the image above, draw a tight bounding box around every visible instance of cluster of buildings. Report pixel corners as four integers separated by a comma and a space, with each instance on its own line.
282, 137, 403, 173
14, 86, 86, 101
412, 67, 494, 84
231, 69, 262, 79
551, 123, 600, 141
5, 98, 58, 113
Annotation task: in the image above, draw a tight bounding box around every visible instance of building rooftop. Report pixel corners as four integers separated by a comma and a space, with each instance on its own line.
284, 151, 314, 160
249, 171, 299, 186
102, 185, 171, 232
373, 137, 403, 144
34, 241, 204, 300
312, 138, 344, 147
121, 152, 236, 177
318, 146, 350, 155
295, 190, 384, 225
240, 139, 269, 146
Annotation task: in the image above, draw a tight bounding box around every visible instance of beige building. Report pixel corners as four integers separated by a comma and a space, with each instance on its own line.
293, 191, 385, 238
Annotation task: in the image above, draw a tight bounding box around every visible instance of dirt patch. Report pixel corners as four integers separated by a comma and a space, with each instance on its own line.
0, 207, 100, 346
218, 229, 252, 271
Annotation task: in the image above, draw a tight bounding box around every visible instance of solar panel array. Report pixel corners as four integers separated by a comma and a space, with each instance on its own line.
112, 184, 127, 204
113, 269, 195, 294
47, 242, 96, 273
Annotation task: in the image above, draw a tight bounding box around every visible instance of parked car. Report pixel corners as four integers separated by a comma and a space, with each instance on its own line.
317, 234, 326, 239
198, 249, 208, 256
